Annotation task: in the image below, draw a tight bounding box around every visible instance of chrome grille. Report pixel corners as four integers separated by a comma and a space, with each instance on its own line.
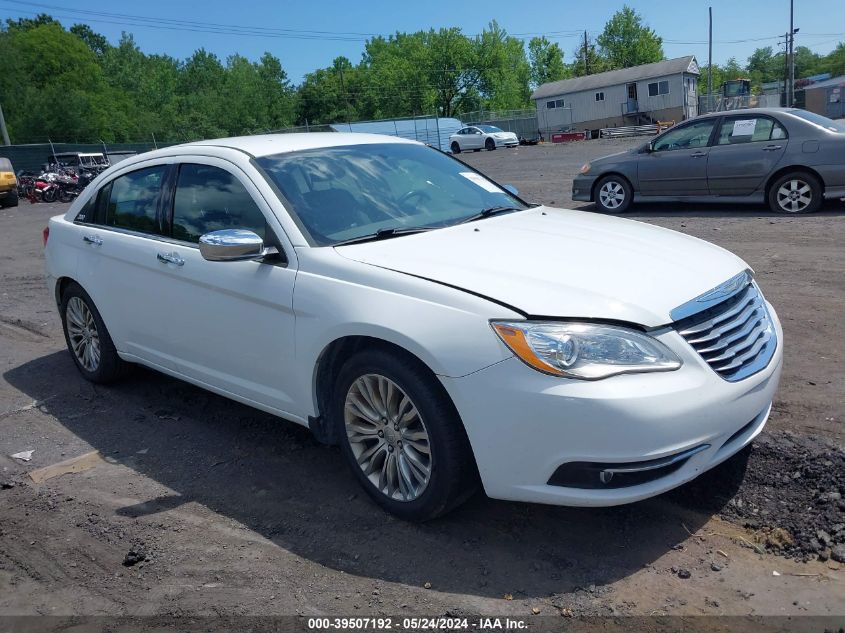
674, 282, 776, 382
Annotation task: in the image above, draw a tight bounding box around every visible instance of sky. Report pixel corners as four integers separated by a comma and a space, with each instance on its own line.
1, 0, 843, 83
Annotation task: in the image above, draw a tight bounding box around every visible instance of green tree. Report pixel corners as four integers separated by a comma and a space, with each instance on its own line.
70, 23, 110, 57
528, 36, 567, 87
596, 5, 663, 69
476, 21, 531, 109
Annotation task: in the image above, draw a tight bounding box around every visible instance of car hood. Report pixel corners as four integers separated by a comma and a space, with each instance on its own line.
334, 208, 748, 327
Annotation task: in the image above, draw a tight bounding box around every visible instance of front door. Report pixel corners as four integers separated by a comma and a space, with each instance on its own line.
638, 119, 717, 196
626, 83, 639, 113
707, 116, 789, 196
152, 158, 299, 414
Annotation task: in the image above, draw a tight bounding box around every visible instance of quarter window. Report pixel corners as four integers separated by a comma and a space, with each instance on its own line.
648, 80, 670, 97
105, 166, 167, 235
171, 164, 266, 243
716, 117, 787, 145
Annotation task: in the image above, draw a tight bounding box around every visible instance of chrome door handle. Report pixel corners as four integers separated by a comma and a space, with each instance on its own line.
157, 252, 185, 266
763, 145, 783, 151
82, 234, 103, 246
690, 152, 707, 158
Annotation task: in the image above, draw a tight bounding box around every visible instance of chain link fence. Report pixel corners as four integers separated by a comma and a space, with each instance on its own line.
459, 108, 540, 141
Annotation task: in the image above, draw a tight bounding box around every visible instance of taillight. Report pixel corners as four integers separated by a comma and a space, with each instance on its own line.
42, 226, 49, 247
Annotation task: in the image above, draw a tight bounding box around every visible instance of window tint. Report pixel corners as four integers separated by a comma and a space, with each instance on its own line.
716, 117, 787, 145
106, 166, 166, 234
171, 164, 266, 243
653, 120, 715, 152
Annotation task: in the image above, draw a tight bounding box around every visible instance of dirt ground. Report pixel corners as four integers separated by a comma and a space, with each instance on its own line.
1, 139, 844, 625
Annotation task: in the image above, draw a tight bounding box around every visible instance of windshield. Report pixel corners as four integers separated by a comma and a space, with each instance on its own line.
477, 125, 503, 133
257, 143, 526, 246
790, 110, 845, 133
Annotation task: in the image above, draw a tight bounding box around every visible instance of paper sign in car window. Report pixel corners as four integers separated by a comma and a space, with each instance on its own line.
460, 172, 503, 193
732, 119, 757, 136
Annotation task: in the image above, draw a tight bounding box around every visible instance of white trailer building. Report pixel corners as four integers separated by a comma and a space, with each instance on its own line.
532, 56, 700, 135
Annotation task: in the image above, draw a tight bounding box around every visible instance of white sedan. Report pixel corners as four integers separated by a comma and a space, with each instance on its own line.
44, 133, 782, 521
449, 125, 519, 153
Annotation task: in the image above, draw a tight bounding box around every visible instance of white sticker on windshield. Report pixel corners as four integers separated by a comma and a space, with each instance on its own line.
460, 171, 503, 193
732, 119, 757, 136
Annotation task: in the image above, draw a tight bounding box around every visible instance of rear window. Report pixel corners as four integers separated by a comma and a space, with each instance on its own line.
790, 110, 845, 133
0, 157, 12, 171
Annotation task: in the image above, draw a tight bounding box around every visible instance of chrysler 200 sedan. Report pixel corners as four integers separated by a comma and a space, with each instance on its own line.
44, 133, 783, 521
573, 108, 845, 214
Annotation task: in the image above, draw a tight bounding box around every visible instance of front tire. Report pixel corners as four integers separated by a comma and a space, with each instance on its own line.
485, 138, 496, 151
333, 348, 476, 521
450, 141, 461, 154
2, 189, 18, 207
768, 171, 822, 214
595, 175, 633, 213
60, 282, 128, 383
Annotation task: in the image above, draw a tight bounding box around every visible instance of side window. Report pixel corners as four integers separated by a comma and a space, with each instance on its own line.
652, 120, 715, 152
717, 118, 787, 145
106, 166, 166, 235
171, 164, 266, 243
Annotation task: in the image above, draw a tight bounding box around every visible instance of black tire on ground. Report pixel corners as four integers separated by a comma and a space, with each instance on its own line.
42, 187, 57, 203
59, 187, 73, 203
60, 281, 129, 384
2, 189, 18, 207
333, 348, 477, 521
767, 171, 823, 214
450, 141, 461, 154
594, 174, 633, 213
485, 138, 496, 151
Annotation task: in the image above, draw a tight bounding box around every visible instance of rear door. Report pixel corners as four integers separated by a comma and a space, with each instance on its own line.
73, 161, 177, 369
706, 115, 789, 196
637, 119, 716, 196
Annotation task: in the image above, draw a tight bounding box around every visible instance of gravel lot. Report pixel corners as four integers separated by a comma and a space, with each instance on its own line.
1, 139, 844, 622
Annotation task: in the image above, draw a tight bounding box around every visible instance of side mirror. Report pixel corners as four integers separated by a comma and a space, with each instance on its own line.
646, 141, 655, 152
199, 229, 265, 262
503, 184, 519, 196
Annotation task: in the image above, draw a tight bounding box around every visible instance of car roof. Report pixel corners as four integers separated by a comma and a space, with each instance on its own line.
181, 132, 418, 158
695, 107, 801, 120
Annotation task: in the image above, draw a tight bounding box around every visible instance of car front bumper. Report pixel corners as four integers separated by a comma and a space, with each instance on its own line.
439, 303, 783, 506
495, 137, 519, 147
572, 174, 597, 202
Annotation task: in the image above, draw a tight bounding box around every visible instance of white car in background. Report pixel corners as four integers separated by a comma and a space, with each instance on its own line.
449, 125, 519, 153
44, 133, 782, 521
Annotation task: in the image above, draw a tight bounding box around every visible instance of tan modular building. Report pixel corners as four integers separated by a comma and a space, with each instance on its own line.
802, 75, 845, 120
531, 56, 700, 135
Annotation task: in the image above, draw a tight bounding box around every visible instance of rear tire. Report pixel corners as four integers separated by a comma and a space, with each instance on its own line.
485, 138, 496, 151
768, 171, 822, 214
450, 141, 461, 154
60, 282, 129, 384
333, 348, 477, 521
595, 175, 633, 213
42, 187, 57, 203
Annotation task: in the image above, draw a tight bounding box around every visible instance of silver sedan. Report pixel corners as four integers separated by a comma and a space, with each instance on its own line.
573, 108, 845, 214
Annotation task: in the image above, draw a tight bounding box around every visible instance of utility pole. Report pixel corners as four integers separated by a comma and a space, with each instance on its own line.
708, 7, 713, 106
583, 31, 589, 75
0, 103, 10, 146
782, 33, 789, 106
788, 0, 794, 106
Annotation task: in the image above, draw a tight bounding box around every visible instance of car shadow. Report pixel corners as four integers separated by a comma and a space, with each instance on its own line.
573, 199, 845, 218
4, 351, 750, 599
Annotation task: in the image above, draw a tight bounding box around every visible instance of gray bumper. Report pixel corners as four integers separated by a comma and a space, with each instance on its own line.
572, 175, 596, 202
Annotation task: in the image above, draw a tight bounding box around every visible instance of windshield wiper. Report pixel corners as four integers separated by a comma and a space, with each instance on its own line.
333, 226, 434, 246
458, 206, 525, 224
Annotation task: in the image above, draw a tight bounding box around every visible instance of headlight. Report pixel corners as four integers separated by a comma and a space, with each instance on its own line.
579, 163, 591, 174
491, 321, 682, 380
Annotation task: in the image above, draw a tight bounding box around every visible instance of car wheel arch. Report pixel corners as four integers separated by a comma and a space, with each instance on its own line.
310, 335, 460, 441
55, 276, 76, 307
763, 165, 825, 198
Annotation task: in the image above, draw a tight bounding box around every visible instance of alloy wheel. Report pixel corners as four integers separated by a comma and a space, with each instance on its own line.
344, 373, 432, 502
599, 181, 625, 209
776, 179, 812, 213
66, 296, 100, 372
